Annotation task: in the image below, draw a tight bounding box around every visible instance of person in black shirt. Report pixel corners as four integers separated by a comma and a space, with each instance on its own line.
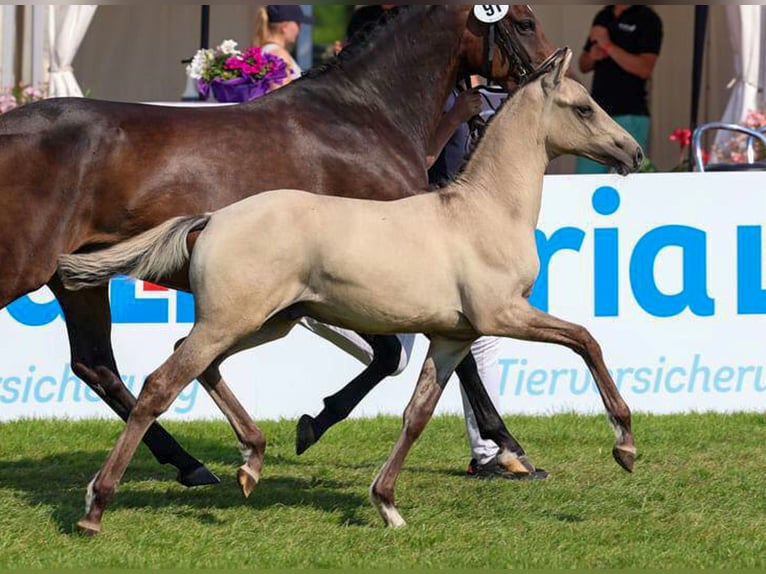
577, 5, 663, 173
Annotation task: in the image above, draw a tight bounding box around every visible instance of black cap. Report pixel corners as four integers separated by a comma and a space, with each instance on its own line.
267, 5, 313, 25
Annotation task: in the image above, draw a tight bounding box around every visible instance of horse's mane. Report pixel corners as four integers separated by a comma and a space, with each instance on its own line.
275, 5, 463, 151
295, 6, 456, 92
302, 7, 413, 80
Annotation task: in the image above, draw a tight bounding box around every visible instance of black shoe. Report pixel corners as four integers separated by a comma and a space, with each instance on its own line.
465, 456, 549, 481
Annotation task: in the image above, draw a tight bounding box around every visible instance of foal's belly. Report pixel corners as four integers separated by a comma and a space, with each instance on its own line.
302, 296, 477, 339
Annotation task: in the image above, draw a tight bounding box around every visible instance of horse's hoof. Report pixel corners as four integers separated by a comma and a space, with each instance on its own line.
177, 464, 220, 488
296, 414, 317, 456
237, 464, 259, 498
76, 518, 101, 537
612, 445, 636, 473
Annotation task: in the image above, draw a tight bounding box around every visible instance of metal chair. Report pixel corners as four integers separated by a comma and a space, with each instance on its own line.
692, 122, 766, 172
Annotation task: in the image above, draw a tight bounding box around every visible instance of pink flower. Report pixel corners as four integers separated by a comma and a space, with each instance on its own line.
730, 151, 746, 163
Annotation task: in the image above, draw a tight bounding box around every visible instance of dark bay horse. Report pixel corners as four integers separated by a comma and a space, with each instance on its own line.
0, 6, 553, 485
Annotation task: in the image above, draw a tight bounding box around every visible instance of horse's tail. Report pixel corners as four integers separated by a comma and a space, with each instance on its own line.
58, 215, 211, 291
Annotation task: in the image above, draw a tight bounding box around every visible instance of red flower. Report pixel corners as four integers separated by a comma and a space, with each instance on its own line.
669, 128, 692, 150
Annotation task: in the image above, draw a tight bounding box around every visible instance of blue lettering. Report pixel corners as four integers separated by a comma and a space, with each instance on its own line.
0, 377, 21, 403
593, 186, 620, 316
664, 367, 686, 393
632, 368, 652, 394
531, 228, 585, 312
6, 295, 62, 327
630, 226, 715, 317
34, 376, 57, 403
713, 367, 735, 393
526, 369, 547, 396
737, 226, 766, 314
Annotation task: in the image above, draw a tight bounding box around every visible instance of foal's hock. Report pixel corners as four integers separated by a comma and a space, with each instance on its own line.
59, 48, 642, 533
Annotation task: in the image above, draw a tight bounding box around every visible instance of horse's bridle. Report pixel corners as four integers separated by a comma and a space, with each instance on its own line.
480, 9, 559, 89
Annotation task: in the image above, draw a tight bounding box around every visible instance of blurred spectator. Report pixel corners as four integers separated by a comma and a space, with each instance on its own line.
577, 5, 663, 173
253, 5, 313, 87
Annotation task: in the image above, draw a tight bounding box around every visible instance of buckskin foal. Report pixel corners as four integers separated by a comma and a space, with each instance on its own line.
60, 49, 642, 533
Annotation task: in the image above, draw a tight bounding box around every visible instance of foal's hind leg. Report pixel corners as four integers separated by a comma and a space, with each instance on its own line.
177, 315, 299, 497
78, 326, 232, 535
370, 337, 472, 528
296, 333, 404, 455
498, 301, 635, 472
48, 277, 218, 488
195, 358, 266, 499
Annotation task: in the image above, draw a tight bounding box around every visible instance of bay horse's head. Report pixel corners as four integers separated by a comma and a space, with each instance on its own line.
536, 49, 644, 174
461, 5, 556, 89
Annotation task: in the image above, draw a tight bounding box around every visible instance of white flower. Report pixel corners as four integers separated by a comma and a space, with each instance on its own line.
186, 48, 212, 80
219, 39, 240, 56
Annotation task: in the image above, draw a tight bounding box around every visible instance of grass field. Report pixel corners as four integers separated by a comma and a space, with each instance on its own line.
1, 413, 765, 568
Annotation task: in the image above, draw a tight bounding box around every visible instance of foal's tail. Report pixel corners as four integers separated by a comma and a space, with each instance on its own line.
57, 215, 211, 291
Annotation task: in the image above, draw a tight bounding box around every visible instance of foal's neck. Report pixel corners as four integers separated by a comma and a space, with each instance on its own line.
453, 92, 549, 228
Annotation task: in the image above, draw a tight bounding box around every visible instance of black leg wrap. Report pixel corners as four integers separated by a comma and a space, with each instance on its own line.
296, 334, 402, 455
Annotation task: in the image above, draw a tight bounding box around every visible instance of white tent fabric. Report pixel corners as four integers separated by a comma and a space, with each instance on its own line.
718, 5, 764, 126
47, 5, 97, 97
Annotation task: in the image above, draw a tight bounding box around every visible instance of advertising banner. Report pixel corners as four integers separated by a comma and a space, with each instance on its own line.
1, 173, 764, 420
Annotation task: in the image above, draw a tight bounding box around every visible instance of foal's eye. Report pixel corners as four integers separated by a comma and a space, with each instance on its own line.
514, 19, 536, 34
576, 105, 594, 119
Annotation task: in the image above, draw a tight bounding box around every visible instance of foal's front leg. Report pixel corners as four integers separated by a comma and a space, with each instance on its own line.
369, 337, 472, 528
498, 301, 635, 472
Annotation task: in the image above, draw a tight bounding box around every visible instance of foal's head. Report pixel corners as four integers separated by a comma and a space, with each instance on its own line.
535, 49, 644, 174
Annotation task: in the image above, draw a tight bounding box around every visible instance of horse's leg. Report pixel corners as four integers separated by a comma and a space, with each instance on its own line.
370, 337, 472, 528
296, 333, 405, 455
77, 325, 232, 535
47, 276, 218, 487
498, 301, 635, 472
455, 342, 546, 478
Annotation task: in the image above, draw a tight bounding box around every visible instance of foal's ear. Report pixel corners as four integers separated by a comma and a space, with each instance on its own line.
542, 47, 573, 95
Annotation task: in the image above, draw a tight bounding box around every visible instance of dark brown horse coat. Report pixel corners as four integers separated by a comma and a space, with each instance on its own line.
0, 6, 554, 483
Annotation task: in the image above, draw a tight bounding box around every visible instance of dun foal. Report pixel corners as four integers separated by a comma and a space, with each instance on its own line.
59, 49, 643, 533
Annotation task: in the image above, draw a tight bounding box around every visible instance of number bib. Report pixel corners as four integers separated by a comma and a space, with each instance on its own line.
473, 5, 510, 24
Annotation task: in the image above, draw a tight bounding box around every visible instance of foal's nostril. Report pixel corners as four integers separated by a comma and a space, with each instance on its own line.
634, 148, 644, 169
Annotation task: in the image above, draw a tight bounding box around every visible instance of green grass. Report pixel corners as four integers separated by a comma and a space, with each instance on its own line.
1, 413, 765, 568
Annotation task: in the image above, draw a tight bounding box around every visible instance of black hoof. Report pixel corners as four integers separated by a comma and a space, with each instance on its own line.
176, 464, 220, 488
296, 414, 317, 456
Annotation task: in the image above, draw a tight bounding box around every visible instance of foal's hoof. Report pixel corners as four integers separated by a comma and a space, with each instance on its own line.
296, 414, 317, 456
369, 488, 407, 528
75, 518, 101, 537
177, 464, 220, 488
237, 464, 260, 498
612, 445, 636, 473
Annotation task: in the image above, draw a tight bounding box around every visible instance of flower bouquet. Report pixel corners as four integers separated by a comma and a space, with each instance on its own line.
186, 40, 289, 103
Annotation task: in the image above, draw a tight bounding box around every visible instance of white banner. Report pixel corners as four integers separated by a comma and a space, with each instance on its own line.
1, 173, 765, 420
